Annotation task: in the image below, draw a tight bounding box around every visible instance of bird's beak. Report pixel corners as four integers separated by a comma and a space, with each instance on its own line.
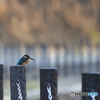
29, 57, 35, 61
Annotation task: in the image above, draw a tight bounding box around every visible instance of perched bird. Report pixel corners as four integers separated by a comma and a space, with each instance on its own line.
16, 54, 35, 65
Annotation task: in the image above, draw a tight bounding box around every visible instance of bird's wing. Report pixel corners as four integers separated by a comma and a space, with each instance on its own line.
16, 57, 27, 65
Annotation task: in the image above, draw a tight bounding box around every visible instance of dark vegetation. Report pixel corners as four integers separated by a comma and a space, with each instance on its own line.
0, 0, 100, 45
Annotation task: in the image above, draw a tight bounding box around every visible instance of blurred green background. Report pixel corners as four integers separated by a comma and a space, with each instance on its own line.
0, 0, 100, 100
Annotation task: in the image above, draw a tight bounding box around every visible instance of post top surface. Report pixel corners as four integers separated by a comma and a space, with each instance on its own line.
82, 72, 100, 75
40, 68, 58, 70
10, 65, 25, 66
10, 65, 26, 67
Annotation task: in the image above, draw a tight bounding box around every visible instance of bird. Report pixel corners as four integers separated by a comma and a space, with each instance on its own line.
16, 54, 35, 65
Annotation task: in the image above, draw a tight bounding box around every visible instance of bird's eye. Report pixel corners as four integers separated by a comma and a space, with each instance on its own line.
24, 56, 27, 58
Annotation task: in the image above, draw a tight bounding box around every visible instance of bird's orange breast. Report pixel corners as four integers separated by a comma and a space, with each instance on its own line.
21, 59, 29, 65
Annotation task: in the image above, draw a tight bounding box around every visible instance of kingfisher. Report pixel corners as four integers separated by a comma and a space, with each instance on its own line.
16, 54, 35, 65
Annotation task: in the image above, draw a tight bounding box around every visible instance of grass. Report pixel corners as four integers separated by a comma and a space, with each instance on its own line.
4, 79, 39, 95
4, 80, 10, 95
26, 79, 39, 90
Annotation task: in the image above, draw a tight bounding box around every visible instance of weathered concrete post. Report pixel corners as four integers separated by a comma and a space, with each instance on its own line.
10, 66, 26, 100
0, 64, 3, 100
82, 73, 100, 100
40, 68, 58, 100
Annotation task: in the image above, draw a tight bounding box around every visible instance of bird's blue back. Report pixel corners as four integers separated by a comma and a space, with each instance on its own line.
16, 57, 23, 65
